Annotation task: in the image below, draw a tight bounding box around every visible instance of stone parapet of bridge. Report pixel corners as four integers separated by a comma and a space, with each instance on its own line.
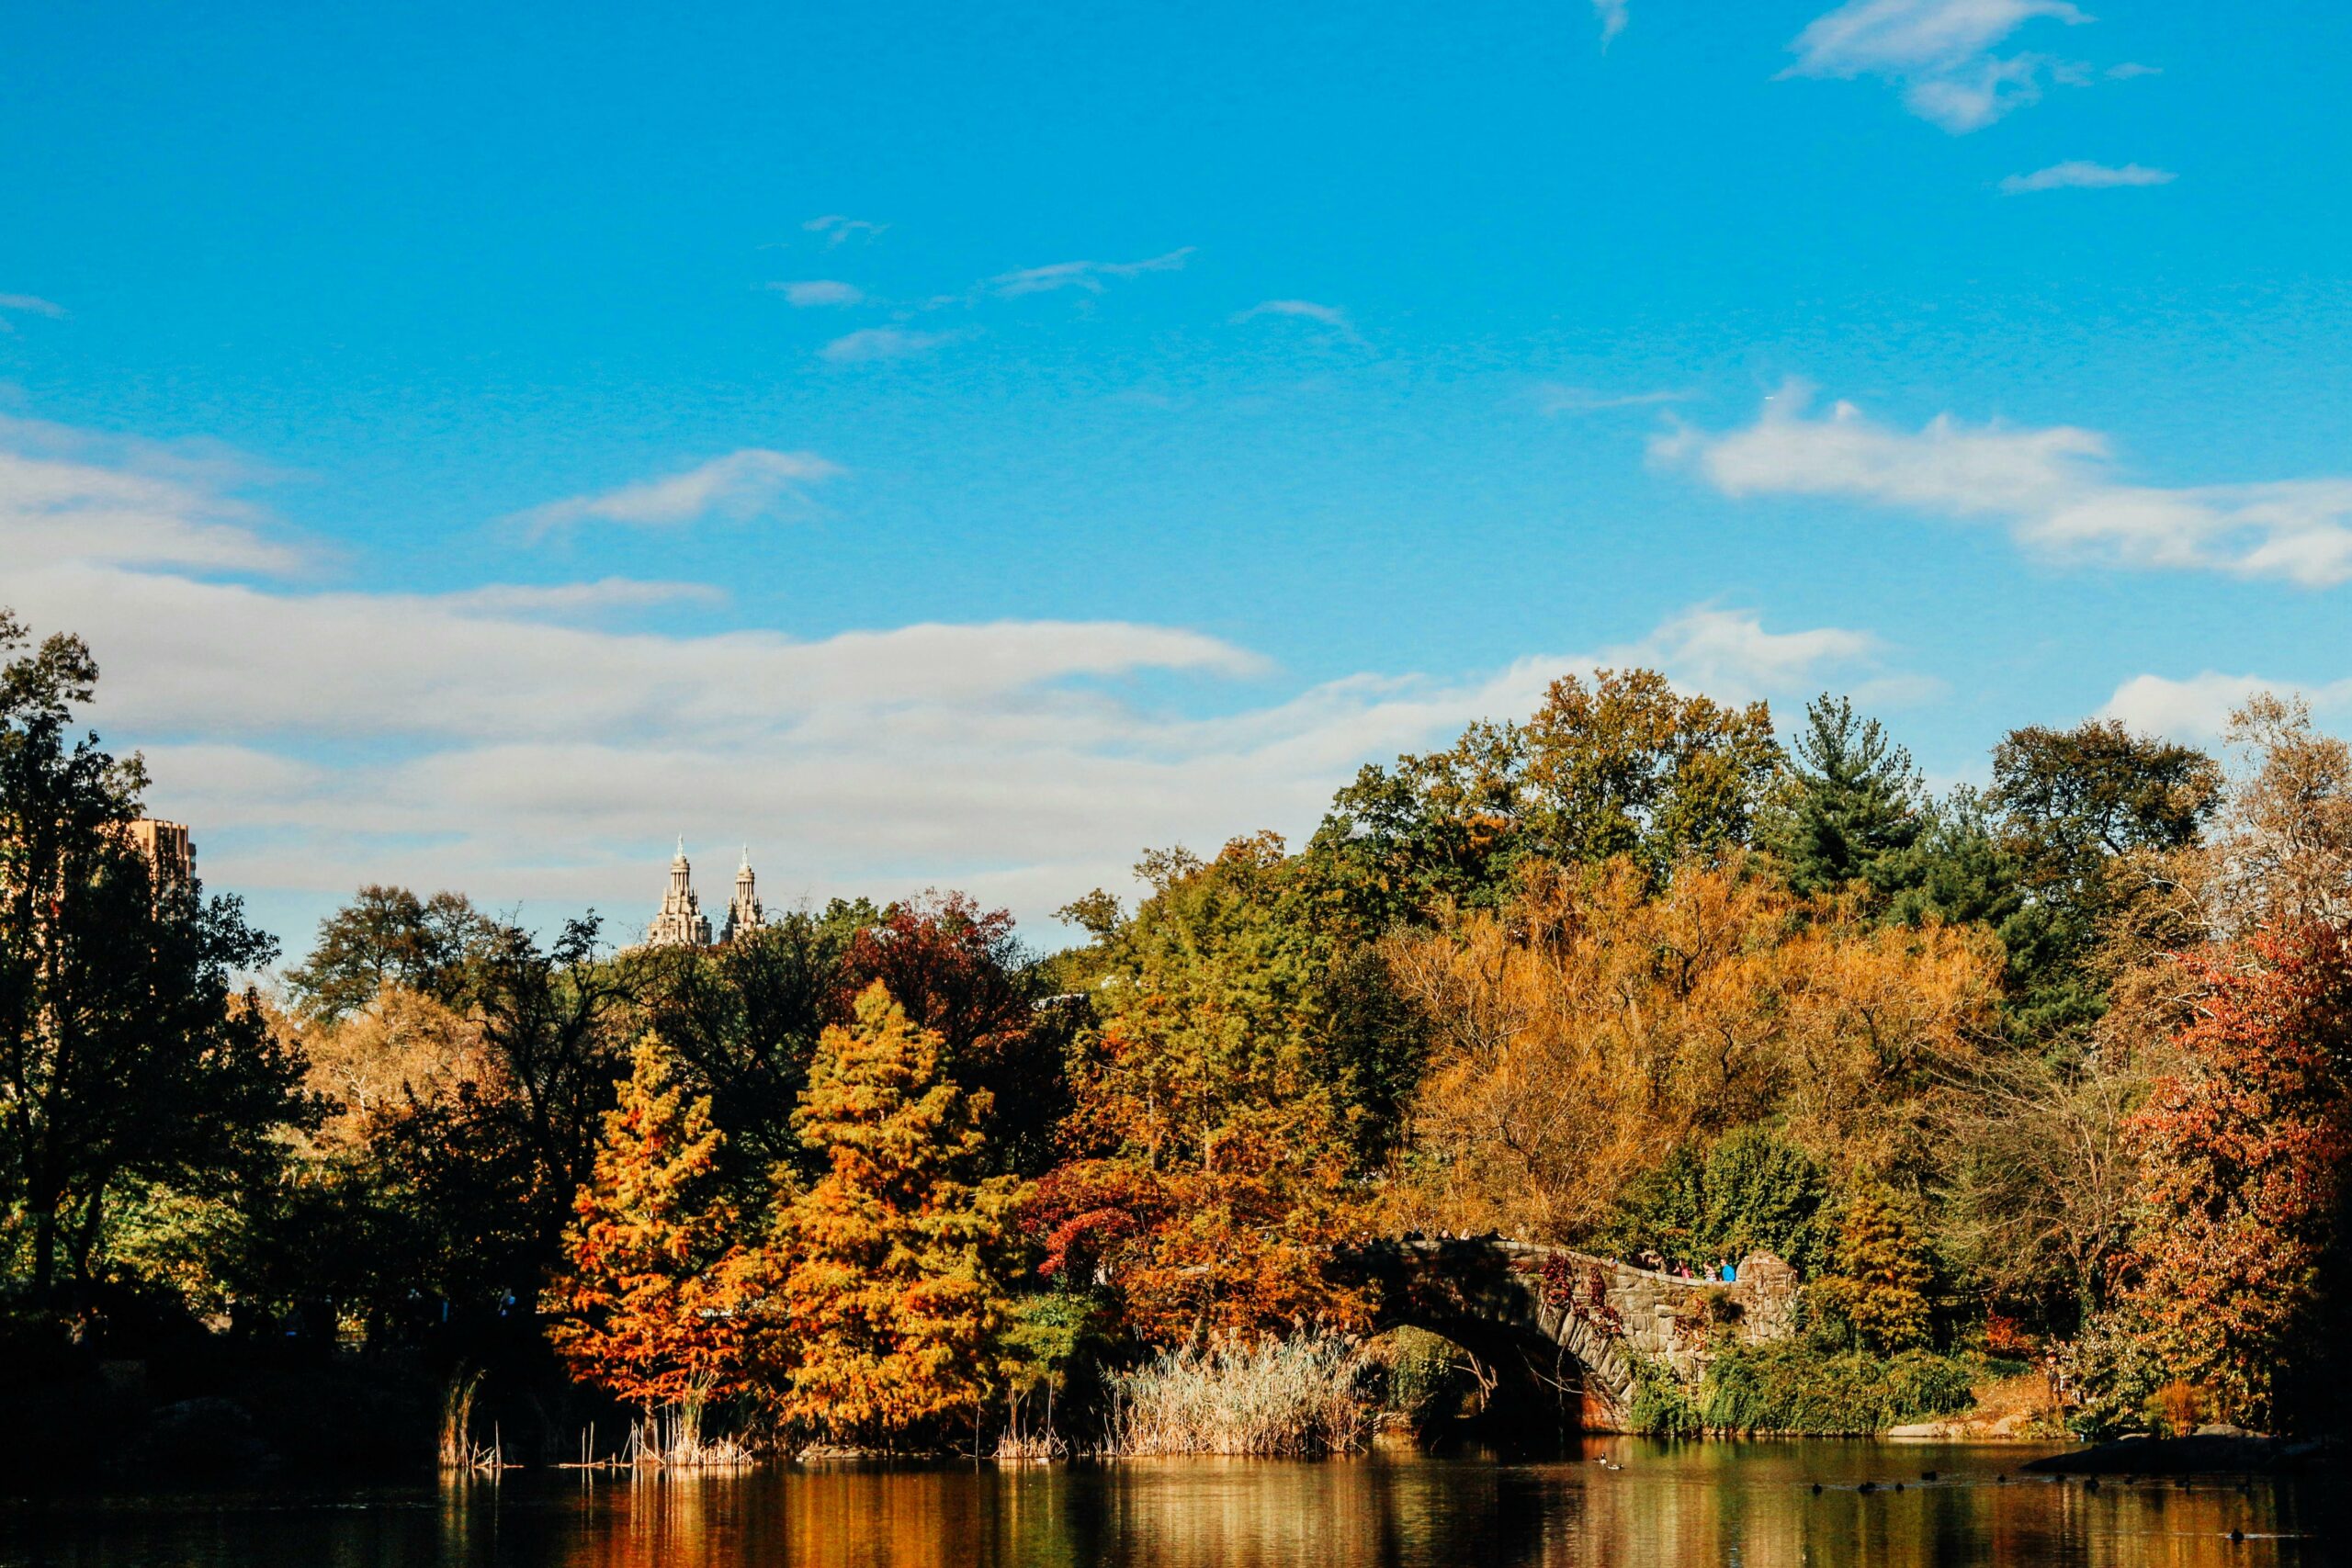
1361, 1237, 1800, 1430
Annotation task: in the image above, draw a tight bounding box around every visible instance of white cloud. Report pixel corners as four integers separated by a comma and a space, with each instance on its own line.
510, 449, 841, 537
989, 248, 1194, 298
1786, 0, 2096, 132
1607, 605, 1895, 706
1593, 0, 1628, 46
0, 422, 301, 575
6, 415, 1909, 943
1658, 387, 2352, 588
1999, 160, 2176, 194
802, 215, 888, 246
434, 580, 729, 617
773, 279, 865, 307
819, 326, 967, 364
2100, 671, 2352, 743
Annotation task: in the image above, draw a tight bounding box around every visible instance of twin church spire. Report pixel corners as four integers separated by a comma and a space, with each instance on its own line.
642, 837, 763, 948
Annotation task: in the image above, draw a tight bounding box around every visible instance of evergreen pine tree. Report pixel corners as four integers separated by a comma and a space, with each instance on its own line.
1763, 694, 1925, 898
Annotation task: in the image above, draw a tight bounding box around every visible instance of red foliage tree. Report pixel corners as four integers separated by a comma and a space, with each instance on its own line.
2125, 925, 2352, 1427
836, 892, 1072, 1174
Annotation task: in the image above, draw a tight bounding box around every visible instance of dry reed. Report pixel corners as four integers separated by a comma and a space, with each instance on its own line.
1104, 1335, 1371, 1457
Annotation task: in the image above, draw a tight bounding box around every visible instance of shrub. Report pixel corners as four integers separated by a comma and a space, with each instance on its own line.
1625, 1354, 1702, 1438
1603, 1125, 1831, 1275
1382, 1326, 1463, 1420
1697, 1342, 1975, 1435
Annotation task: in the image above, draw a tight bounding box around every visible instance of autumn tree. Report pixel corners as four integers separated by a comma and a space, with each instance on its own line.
1385, 852, 1996, 1245
1521, 668, 1782, 878
1810, 1186, 1936, 1352
2122, 927, 2352, 1428
1035, 835, 1397, 1343
1305, 668, 1783, 936
547, 1034, 756, 1416
837, 892, 1077, 1179
626, 903, 867, 1187
2209, 694, 2352, 933
764, 983, 1018, 1446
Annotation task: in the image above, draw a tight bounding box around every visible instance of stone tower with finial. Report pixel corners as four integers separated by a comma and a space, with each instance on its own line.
644, 834, 714, 947
722, 846, 764, 943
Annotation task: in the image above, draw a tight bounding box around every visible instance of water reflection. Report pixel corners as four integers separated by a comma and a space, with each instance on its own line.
1, 1440, 2340, 1567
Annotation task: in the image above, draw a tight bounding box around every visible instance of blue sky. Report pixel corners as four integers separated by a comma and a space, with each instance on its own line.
6, 0, 2352, 954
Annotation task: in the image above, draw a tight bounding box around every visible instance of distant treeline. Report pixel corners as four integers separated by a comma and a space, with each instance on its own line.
4, 609, 2348, 1464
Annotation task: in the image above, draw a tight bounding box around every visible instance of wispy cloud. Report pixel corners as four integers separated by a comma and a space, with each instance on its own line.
1533, 383, 1684, 415
772, 279, 866, 307
1593, 0, 1629, 47
1999, 160, 2176, 194
0, 293, 65, 331
510, 450, 841, 537
1657, 386, 2352, 587
1602, 605, 1927, 706
803, 214, 888, 246
989, 247, 1195, 299
818, 326, 969, 365
1785, 0, 2097, 132
1231, 299, 1363, 344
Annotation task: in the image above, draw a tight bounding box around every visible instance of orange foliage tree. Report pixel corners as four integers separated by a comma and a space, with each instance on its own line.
1033, 835, 1378, 1345
763, 982, 1019, 1446
2124, 925, 2352, 1427
1385, 852, 1998, 1244
545, 1034, 757, 1414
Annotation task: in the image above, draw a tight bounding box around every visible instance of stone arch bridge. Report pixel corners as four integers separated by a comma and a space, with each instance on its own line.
1336, 1239, 1799, 1431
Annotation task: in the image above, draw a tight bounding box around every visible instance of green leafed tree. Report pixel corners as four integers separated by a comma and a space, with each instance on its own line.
1521, 668, 1782, 878
284, 885, 494, 1021
0, 611, 314, 1295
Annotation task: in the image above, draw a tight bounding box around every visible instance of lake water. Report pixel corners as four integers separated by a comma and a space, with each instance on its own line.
0, 1439, 2340, 1566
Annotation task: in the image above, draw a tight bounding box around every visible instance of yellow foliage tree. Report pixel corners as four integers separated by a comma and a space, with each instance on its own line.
1385, 852, 1997, 1243
763, 982, 1018, 1446
1810, 1185, 1935, 1351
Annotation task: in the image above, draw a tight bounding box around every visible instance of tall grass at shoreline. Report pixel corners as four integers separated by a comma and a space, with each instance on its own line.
1105, 1336, 1371, 1456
